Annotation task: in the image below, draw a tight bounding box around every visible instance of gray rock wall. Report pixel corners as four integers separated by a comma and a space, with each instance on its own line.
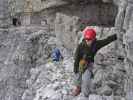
0, 0, 133, 100
0, 0, 9, 28
123, 1, 133, 99
0, 26, 55, 100
114, 0, 133, 99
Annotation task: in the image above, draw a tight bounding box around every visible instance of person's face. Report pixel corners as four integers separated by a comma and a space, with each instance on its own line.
85, 38, 93, 46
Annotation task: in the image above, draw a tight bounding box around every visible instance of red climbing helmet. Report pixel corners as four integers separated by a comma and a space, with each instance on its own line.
83, 27, 96, 40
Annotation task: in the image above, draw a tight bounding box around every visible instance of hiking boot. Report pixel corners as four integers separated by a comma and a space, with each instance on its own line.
72, 86, 81, 96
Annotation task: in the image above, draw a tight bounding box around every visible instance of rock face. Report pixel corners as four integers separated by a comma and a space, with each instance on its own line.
0, 26, 56, 100
0, 0, 133, 100
0, 0, 9, 28
9, 0, 118, 49
123, 1, 133, 99
114, 0, 133, 99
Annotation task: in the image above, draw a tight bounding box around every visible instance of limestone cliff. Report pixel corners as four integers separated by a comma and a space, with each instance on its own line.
0, 0, 133, 100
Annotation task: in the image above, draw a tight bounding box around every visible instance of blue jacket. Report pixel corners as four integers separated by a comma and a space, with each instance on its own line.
51, 48, 63, 61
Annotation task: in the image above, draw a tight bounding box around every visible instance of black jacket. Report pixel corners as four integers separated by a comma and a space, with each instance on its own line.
74, 34, 117, 73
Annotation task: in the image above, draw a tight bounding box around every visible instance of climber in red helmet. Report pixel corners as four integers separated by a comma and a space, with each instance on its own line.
72, 27, 117, 97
